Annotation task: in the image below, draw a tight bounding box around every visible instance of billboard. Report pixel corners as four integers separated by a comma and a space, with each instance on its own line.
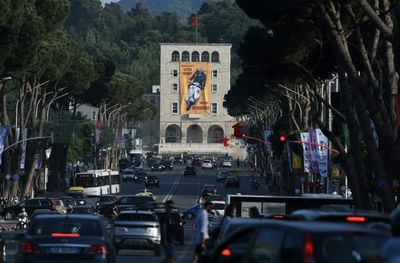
179, 62, 211, 115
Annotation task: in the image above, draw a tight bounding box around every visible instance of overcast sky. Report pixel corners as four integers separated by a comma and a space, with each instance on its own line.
101, 0, 119, 5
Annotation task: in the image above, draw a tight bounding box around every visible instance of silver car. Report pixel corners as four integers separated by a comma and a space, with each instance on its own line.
113, 210, 161, 256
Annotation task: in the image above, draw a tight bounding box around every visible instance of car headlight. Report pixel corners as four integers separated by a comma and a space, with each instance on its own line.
79, 200, 85, 205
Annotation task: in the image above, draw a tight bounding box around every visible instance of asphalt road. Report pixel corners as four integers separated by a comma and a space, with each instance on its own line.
3, 163, 259, 263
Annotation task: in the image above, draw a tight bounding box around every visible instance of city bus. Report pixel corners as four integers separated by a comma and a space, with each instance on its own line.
129, 149, 143, 167
74, 169, 120, 196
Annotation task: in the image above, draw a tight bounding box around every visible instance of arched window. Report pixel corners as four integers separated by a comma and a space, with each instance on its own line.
211, 51, 219, 62
171, 51, 180, 62
182, 51, 190, 62
192, 51, 200, 62
201, 51, 210, 62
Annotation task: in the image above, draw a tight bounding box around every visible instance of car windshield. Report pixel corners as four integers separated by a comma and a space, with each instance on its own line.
213, 203, 225, 210
71, 207, 94, 214
28, 217, 102, 237
117, 213, 156, 221
118, 196, 154, 206
68, 192, 85, 199
314, 233, 387, 262
98, 196, 115, 202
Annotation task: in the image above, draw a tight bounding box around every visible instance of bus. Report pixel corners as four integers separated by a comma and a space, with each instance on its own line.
129, 149, 143, 167
227, 194, 354, 217
74, 169, 120, 196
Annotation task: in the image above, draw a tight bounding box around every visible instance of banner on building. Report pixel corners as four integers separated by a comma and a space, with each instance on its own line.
309, 129, 320, 174
20, 128, 28, 169
300, 132, 311, 173
315, 129, 329, 177
0, 125, 9, 166
179, 62, 211, 115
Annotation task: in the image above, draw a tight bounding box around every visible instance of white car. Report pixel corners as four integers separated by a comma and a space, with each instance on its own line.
221, 159, 232, 167
211, 200, 226, 216
201, 160, 213, 169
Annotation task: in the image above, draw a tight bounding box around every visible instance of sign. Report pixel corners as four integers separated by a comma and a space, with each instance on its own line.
12, 174, 19, 181
299, 176, 305, 183
378, 178, 386, 189
315, 129, 329, 177
0, 125, 9, 166
179, 62, 211, 115
20, 128, 27, 169
309, 129, 320, 174
45, 148, 52, 159
300, 132, 311, 173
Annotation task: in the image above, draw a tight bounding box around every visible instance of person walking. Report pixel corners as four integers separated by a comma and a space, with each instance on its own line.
221, 204, 237, 227
192, 201, 213, 263
236, 158, 240, 168
160, 200, 176, 263
249, 206, 261, 218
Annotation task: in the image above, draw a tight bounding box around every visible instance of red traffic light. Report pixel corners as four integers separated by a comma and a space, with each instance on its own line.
279, 135, 286, 142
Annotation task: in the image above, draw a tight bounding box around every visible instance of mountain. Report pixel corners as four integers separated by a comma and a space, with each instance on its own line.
117, 0, 211, 20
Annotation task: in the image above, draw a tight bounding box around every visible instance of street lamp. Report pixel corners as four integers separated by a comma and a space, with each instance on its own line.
1, 76, 12, 82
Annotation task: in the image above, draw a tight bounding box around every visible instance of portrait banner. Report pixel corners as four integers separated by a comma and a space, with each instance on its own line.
180, 62, 211, 115
309, 129, 320, 174
315, 129, 329, 177
300, 132, 311, 173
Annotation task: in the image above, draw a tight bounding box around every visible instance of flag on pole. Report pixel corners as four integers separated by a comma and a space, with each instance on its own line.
191, 16, 198, 27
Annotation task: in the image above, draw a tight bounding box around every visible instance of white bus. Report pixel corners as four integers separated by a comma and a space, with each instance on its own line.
74, 169, 120, 196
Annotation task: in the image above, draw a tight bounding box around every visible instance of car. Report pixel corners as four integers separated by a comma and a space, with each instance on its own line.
151, 162, 165, 172
116, 195, 155, 210
1, 197, 57, 220
59, 196, 76, 213
67, 191, 87, 205
173, 156, 183, 164
216, 171, 230, 182
201, 184, 218, 196
205, 219, 390, 263
161, 160, 173, 170
201, 160, 213, 169
192, 158, 202, 166
122, 168, 135, 182
113, 210, 161, 256
15, 214, 116, 263
70, 205, 96, 215
95, 195, 117, 215
145, 175, 160, 188
136, 190, 157, 201
155, 211, 185, 245
133, 169, 147, 183
221, 159, 232, 167
225, 176, 240, 188
143, 202, 166, 211
184, 166, 197, 176
29, 209, 58, 221
210, 201, 226, 216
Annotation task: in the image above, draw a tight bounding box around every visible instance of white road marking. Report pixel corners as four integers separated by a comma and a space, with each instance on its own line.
163, 173, 182, 202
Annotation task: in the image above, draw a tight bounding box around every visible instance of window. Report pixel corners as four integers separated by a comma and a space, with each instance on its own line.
192, 51, 199, 62
212, 84, 217, 93
201, 51, 210, 62
212, 70, 218, 78
172, 102, 178, 114
211, 103, 217, 114
171, 51, 180, 62
182, 51, 190, 62
172, 69, 178, 77
211, 51, 220, 62
172, 83, 178, 92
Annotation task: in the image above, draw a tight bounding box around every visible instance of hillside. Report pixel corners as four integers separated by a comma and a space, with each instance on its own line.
117, 0, 210, 20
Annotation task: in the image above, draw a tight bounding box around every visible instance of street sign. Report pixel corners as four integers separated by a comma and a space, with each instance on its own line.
299, 176, 305, 183
378, 178, 386, 189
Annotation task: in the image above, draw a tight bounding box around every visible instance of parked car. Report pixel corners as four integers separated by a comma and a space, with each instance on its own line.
184, 166, 197, 177
201, 160, 213, 169
113, 210, 161, 256
15, 214, 116, 263
205, 220, 390, 263
145, 175, 160, 188
155, 211, 185, 245
225, 176, 240, 188
1, 197, 57, 220
122, 168, 135, 182
216, 171, 230, 182
173, 156, 183, 164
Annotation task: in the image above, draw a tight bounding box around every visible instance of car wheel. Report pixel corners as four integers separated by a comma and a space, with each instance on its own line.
5, 212, 13, 220
154, 245, 161, 256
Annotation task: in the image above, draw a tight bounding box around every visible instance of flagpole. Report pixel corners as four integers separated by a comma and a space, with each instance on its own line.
195, 21, 198, 44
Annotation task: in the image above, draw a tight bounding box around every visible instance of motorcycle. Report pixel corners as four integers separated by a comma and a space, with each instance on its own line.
16, 216, 28, 230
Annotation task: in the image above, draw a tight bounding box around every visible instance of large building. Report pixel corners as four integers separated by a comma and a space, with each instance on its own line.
156, 43, 245, 158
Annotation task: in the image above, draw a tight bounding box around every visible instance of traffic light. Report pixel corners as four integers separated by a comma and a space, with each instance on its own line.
268, 133, 286, 156
232, 123, 244, 138
223, 136, 229, 147
279, 134, 286, 142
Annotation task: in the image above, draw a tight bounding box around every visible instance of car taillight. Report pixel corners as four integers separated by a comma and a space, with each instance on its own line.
88, 244, 108, 255
346, 216, 366, 223
221, 248, 232, 257
51, 233, 80, 238
21, 242, 40, 254
51, 200, 56, 211
304, 233, 316, 263
273, 215, 285, 219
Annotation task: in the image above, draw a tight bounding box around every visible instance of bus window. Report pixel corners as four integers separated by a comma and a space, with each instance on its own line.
76, 174, 94, 187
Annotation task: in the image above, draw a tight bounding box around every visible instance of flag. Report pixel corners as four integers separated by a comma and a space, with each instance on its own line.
300, 132, 311, 173
191, 16, 197, 27
315, 129, 329, 177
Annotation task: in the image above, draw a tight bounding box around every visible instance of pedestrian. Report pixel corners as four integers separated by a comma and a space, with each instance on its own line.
236, 158, 240, 168
192, 201, 213, 263
160, 200, 176, 263
376, 207, 400, 262
218, 204, 237, 240
249, 206, 261, 218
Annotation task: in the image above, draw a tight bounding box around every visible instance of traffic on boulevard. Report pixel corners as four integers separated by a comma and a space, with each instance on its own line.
0, 157, 397, 263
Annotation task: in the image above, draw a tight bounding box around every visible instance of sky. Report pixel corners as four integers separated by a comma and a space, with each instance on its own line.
101, 0, 119, 5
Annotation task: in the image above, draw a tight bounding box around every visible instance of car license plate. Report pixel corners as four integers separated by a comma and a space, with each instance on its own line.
49, 247, 79, 254
130, 227, 145, 233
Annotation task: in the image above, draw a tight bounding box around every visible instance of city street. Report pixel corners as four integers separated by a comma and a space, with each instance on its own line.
3, 163, 257, 263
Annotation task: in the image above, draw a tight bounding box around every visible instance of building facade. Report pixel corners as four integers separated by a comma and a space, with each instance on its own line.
158, 43, 245, 158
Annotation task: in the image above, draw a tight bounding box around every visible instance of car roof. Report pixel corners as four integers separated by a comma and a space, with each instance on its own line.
119, 210, 154, 215
33, 214, 100, 220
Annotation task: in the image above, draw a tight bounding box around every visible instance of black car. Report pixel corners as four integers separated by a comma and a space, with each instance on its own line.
145, 175, 160, 188
68, 191, 87, 205
1, 198, 57, 220
184, 166, 197, 176
225, 176, 240, 188
143, 202, 165, 211
151, 163, 165, 172
134, 169, 147, 183
15, 214, 116, 263
161, 160, 173, 170
155, 211, 185, 245
70, 205, 96, 215
96, 195, 117, 215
